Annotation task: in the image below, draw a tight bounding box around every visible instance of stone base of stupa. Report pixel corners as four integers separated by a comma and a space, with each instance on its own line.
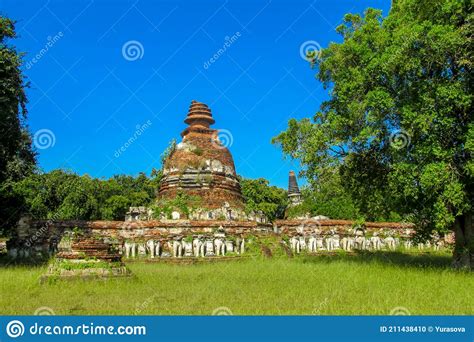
40, 235, 131, 283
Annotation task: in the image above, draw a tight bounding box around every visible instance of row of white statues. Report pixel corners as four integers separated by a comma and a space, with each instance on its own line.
123, 237, 245, 258
287, 230, 446, 253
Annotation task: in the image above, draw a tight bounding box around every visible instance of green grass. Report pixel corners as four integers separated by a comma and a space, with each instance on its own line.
0, 251, 473, 315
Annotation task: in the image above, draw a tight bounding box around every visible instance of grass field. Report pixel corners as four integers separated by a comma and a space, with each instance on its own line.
0, 251, 473, 315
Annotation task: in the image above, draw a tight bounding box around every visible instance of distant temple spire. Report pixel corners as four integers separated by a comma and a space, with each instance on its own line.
288, 171, 302, 206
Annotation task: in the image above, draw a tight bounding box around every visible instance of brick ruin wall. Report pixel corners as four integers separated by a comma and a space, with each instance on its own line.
7, 218, 454, 259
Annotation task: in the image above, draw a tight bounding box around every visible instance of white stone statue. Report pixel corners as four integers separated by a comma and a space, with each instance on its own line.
235, 237, 241, 254
193, 237, 202, 257
404, 239, 412, 249
333, 234, 340, 249
214, 238, 225, 256
316, 237, 325, 250
199, 240, 206, 257
146, 240, 155, 258
299, 236, 307, 251
308, 236, 317, 252
370, 233, 382, 250
325, 230, 339, 251
225, 240, 234, 253
183, 241, 193, 257
124, 241, 136, 258
290, 236, 300, 253
205, 239, 215, 256
354, 236, 366, 250
384, 236, 396, 250
172, 240, 183, 257
138, 243, 147, 256
341, 237, 354, 251
325, 235, 334, 251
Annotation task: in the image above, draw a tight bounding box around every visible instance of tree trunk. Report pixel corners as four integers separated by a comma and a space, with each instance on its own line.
452, 212, 473, 270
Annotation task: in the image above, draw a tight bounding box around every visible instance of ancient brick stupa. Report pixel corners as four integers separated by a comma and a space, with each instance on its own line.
158, 100, 246, 220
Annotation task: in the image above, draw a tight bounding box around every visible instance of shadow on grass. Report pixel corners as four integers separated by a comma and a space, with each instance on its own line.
0, 254, 49, 267
0, 250, 460, 272
299, 250, 455, 270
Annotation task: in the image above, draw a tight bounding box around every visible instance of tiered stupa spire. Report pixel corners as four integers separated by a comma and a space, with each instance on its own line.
181, 100, 215, 137
159, 100, 244, 211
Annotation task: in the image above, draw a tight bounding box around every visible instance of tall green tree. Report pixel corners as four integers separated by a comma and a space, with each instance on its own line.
13, 169, 161, 221
273, 0, 473, 268
240, 177, 287, 221
0, 17, 36, 236
286, 168, 361, 220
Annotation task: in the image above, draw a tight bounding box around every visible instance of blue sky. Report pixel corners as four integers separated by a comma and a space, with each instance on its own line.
2, 0, 390, 189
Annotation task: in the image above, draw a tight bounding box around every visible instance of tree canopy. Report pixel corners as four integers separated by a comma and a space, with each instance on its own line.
0, 17, 36, 236
239, 177, 287, 221
12, 169, 162, 222
273, 0, 473, 267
